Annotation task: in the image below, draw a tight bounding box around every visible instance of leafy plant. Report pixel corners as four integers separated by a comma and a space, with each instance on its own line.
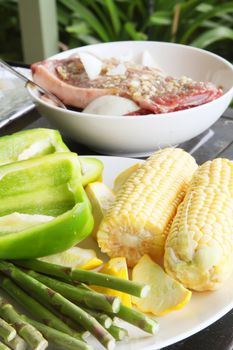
0, 0, 22, 61
0, 0, 232, 62
57, 0, 148, 46
57, 0, 233, 62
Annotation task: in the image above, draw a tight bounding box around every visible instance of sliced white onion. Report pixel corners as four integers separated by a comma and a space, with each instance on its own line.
78, 52, 103, 80
142, 50, 161, 70
118, 52, 134, 62
107, 63, 127, 76
83, 95, 139, 116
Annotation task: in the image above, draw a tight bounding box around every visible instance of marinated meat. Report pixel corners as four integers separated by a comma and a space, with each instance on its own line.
32, 56, 222, 113
31, 58, 116, 109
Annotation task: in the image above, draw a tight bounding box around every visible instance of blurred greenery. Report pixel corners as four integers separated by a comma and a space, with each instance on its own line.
0, 0, 22, 61
0, 0, 233, 62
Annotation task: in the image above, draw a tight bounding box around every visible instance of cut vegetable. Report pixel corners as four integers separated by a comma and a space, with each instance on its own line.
0, 297, 48, 350
78, 52, 103, 80
92, 257, 132, 307
0, 275, 83, 340
0, 262, 115, 350
14, 259, 148, 298
40, 246, 102, 270
85, 182, 115, 238
141, 51, 163, 72
0, 213, 54, 235
132, 255, 192, 316
80, 158, 104, 187
113, 163, 141, 193
26, 270, 121, 314
0, 128, 69, 166
80, 258, 103, 270
21, 316, 92, 350
0, 129, 103, 190
0, 152, 93, 259
83, 95, 139, 116
107, 63, 126, 76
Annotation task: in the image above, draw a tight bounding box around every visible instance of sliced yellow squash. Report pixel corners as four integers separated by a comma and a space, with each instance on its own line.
132, 255, 192, 316
39, 246, 103, 270
85, 181, 115, 238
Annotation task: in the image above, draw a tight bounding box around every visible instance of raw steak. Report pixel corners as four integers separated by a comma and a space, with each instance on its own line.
32, 56, 222, 114
31, 58, 116, 109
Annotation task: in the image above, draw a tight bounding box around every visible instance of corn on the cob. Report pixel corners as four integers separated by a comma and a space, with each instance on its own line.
164, 158, 233, 291
97, 148, 198, 267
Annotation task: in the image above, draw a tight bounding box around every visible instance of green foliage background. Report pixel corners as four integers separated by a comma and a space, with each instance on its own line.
0, 0, 233, 62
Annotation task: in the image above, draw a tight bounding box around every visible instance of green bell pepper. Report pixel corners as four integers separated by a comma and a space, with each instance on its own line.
80, 157, 104, 186
0, 152, 93, 259
0, 128, 103, 186
0, 128, 69, 165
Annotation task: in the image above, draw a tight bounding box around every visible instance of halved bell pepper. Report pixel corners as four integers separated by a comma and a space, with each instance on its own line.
0, 128, 103, 186
0, 128, 69, 165
0, 152, 93, 259
80, 157, 104, 187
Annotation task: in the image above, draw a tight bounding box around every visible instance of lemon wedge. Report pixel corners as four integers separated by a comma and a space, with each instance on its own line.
113, 163, 141, 192
92, 257, 132, 307
39, 246, 103, 270
85, 182, 115, 238
132, 255, 192, 316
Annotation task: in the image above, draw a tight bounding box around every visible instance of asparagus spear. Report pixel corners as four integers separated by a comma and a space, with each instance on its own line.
38, 305, 90, 340
0, 317, 16, 342
2, 335, 27, 350
0, 342, 11, 350
110, 304, 159, 334
1, 271, 89, 339
40, 270, 158, 335
108, 325, 128, 341
0, 262, 115, 350
21, 316, 92, 350
0, 297, 48, 350
80, 307, 112, 329
13, 259, 149, 298
27, 270, 120, 313
35, 268, 157, 334
0, 274, 83, 340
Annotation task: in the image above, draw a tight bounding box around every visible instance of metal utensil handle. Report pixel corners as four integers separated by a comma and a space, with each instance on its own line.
0, 59, 31, 84
0, 59, 66, 109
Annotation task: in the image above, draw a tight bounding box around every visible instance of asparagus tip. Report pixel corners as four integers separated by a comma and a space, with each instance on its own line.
104, 318, 112, 329
34, 339, 48, 350
7, 329, 17, 342
140, 285, 150, 298
5, 335, 27, 350
112, 298, 121, 313
149, 319, 159, 334
107, 338, 115, 350
108, 325, 128, 341
81, 331, 90, 340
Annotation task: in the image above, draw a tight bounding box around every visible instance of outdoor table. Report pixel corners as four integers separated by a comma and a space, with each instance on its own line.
0, 106, 232, 350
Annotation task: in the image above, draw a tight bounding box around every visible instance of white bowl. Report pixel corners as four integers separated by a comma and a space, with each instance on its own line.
28, 41, 233, 157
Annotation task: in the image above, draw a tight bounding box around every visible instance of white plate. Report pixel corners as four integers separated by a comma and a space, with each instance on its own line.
79, 155, 233, 350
